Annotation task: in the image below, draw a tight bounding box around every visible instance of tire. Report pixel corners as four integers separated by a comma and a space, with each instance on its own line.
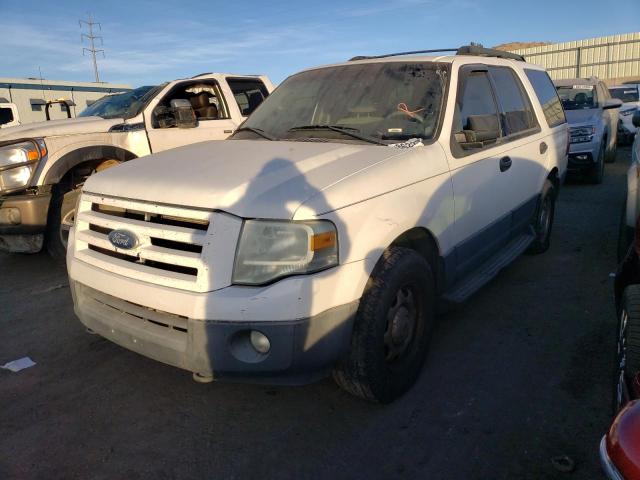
618, 202, 634, 262
614, 286, 640, 412
332, 247, 436, 403
605, 138, 617, 164
588, 143, 605, 184
527, 178, 556, 255
45, 182, 80, 262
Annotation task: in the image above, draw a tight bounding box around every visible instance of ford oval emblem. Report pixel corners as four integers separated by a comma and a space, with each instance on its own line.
108, 229, 138, 250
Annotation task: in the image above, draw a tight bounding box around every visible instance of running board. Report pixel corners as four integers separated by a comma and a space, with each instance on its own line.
442, 230, 535, 304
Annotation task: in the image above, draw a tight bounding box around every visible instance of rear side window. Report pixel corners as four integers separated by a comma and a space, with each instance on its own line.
227, 78, 269, 116
524, 69, 566, 128
0, 107, 14, 125
489, 67, 537, 135
452, 70, 501, 152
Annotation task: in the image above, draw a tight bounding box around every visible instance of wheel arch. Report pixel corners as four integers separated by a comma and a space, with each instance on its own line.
43, 145, 137, 185
387, 227, 445, 293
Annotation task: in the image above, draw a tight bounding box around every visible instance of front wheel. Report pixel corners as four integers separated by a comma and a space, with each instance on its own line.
527, 178, 556, 254
333, 247, 435, 403
614, 286, 640, 412
588, 143, 605, 184
46, 183, 80, 262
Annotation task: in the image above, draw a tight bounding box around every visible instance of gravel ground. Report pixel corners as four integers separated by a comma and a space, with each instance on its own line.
0, 147, 631, 480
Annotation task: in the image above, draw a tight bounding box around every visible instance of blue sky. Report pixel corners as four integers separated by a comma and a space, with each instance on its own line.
0, 0, 638, 86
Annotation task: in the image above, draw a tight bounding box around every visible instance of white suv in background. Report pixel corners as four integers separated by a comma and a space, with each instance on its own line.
67, 46, 568, 403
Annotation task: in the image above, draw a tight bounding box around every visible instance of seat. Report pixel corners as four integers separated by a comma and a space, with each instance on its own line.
189, 92, 219, 119
245, 91, 264, 115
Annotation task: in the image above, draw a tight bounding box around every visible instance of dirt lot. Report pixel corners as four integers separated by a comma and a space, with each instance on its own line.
0, 148, 631, 480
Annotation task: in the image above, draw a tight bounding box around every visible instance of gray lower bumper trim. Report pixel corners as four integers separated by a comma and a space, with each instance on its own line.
72, 282, 359, 385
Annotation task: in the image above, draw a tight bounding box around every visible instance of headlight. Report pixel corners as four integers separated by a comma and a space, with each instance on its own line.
621, 109, 635, 117
232, 219, 338, 285
569, 125, 595, 144
0, 140, 46, 192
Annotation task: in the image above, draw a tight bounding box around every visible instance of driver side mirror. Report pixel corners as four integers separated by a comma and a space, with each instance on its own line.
169, 99, 197, 128
633, 110, 640, 129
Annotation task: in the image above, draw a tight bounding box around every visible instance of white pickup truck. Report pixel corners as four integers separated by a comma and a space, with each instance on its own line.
67, 46, 567, 402
0, 73, 273, 258
0, 102, 20, 129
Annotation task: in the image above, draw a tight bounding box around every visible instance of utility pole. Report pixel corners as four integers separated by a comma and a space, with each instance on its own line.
79, 14, 104, 83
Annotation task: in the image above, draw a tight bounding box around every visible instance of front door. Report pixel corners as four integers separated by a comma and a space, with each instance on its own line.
145, 80, 240, 153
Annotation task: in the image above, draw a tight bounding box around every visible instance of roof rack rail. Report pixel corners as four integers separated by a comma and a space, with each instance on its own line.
349, 45, 525, 62
456, 45, 525, 62
191, 72, 213, 78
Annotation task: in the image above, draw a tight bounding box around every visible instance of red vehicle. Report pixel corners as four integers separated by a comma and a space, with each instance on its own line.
604, 215, 640, 478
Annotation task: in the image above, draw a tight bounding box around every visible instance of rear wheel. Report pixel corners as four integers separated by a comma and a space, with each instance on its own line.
333, 247, 435, 403
527, 179, 556, 254
615, 286, 640, 412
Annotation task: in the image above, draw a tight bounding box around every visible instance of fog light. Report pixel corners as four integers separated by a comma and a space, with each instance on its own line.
0, 207, 21, 225
250, 330, 271, 354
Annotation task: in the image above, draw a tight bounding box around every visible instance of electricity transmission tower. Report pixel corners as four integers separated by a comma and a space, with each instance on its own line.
79, 15, 104, 82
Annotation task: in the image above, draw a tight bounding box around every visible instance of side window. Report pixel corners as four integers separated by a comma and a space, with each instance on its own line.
0, 107, 14, 125
489, 67, 537, 136
452, 70, 501, 152
227, 78, 269, 116
153, 81, 230, 128
524, 69, 566, 128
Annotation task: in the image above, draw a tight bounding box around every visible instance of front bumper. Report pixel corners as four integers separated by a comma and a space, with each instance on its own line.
567, 139, 600, 170
71, 281, 359, 384
0, 190, 51, 253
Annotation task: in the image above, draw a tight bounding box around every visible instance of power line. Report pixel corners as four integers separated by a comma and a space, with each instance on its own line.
79, 14, 104, 83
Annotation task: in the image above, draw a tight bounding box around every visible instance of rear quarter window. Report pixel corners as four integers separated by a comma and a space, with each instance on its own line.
524, 69, 566, 128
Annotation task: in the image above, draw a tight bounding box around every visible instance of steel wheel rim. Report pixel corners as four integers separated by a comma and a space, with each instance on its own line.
59, 208, 76, 250
384, 285, 418, 363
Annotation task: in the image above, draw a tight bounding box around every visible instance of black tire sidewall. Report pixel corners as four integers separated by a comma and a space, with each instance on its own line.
528, 179, 556, 254
46, 185, 80, 261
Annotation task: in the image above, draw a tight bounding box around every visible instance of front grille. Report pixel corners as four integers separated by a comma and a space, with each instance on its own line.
74, 193, 215, 292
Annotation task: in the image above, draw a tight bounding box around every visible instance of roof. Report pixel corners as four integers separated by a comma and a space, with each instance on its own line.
553, 77, 600, 86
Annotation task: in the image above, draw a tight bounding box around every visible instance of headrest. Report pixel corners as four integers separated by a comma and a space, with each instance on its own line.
190, 92, 211, 109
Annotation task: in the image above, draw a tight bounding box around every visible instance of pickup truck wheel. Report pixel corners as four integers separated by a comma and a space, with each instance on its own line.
614, 286, 640, 412
588, 143, 605, 184
46, 183, 80, 262
332, 247, 435, 403
527, 179, 556, 255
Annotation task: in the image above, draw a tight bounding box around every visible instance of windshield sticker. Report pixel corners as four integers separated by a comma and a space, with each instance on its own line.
572, 85, 594, 90
388, 138, 424, 149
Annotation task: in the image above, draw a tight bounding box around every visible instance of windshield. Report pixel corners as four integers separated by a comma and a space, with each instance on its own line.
233, 62, 448, 144
79, 85, 158, 119
556, 85, 597, 110
609, 87, 639, 103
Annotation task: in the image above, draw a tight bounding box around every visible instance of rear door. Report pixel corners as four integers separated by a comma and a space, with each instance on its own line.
486, 65, 546, 235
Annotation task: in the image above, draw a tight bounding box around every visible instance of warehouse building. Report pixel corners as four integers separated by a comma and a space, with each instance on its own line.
0, 78, 131, 126
509, 32, 640, 84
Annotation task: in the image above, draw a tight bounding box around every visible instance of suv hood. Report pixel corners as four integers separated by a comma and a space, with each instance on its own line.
84, 139, 405, 218
565, 109, 600, 126
0, 116, 122, 141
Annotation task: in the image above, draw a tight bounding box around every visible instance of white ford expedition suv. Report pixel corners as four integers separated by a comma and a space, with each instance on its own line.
0, 73, 272, 259
67, 46, 568, 403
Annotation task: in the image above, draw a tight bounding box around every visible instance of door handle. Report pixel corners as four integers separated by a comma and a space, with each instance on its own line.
499, 156, 512, 172
540, 141, 548, 154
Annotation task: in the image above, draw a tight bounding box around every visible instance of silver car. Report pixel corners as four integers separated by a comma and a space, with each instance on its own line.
555, 77, 622, 184
610, 84, 640, 145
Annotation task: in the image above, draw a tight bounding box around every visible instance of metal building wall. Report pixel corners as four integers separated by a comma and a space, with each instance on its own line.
0, 78, 131, 125
511, 32, 640, 82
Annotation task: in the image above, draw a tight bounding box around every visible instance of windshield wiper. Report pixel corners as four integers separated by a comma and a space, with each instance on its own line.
287, 125, 387, 145
234, 126, 277, 141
